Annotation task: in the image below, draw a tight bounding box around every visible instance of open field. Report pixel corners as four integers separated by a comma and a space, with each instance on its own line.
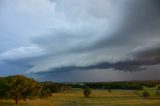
0, 89, 160, 106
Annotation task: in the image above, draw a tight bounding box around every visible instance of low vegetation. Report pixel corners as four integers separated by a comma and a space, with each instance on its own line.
1, 89, 160, 106
0, 75, 71, 104
72, 81, 160, 90
136, 86, 160, 99
142, 91, 150, 97
1, 75, 160, 105
83, 87, 92, 97
108, 86, 112, 92
157, 85, 160, 90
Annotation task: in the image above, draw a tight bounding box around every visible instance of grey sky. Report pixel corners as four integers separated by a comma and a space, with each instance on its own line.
0, 0, 160, 82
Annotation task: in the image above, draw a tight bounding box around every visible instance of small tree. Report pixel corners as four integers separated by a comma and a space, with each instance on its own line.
142, 91, 150, 97
157, 86, 160, 90
108, 86, 111, 92
83, 87, 92, 97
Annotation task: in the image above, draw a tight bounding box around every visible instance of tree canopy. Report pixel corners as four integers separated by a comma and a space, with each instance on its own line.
0, 75, 42, 104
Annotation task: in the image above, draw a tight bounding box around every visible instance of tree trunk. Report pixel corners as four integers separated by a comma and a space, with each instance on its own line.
15, 99, 18, 104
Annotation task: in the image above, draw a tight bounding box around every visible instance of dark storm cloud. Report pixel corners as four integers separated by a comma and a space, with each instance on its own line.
35, 66, 160, 82
134, 46, 160, 60
31, 0, 160, 56
35, 45, 160, 81
32, 0, 160, 73
95, 0, 160, 48
34, 59, 156, 74
1, 0, 160, 81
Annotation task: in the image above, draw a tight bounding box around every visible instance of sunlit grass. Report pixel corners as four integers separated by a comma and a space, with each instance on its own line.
1, 89, 160, 106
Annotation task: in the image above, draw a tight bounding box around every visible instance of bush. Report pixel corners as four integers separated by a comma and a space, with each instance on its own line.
142, 91, 150, 97
41, 89, 52, 98
155, 90, 160, 96
108, 86, 111, 92
83, 87, 92, 97
157, 86, 160, 90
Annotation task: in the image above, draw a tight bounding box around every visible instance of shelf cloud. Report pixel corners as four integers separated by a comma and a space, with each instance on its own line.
0, 0, 160, 81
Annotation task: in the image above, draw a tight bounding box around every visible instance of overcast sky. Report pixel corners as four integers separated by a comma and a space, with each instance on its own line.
0, 0, 160, 82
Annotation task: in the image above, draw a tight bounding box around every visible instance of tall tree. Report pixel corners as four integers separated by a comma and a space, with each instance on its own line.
0, 75, 42, 104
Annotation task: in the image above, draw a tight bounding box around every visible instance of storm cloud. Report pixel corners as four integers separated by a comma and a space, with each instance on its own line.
0, 0, 160, 81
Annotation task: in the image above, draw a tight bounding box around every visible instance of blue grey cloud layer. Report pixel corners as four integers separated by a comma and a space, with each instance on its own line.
0, 0, 160, 81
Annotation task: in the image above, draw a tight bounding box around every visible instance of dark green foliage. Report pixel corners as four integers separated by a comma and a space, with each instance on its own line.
83, 87, 92, 97
71, 81, 160, 90
155, 90, 160, 96
0, 75, 42, 104
142, 91, 150, 97
0, 75, 72, 104
41, 89, 52, 98
157, 86, 160, 90
155, 86, 160, 96
0, 78, 9, 99
108, 86, 111, 92
41, 81, 72, 93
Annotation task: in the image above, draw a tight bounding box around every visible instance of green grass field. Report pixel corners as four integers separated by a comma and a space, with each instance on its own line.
1, 89, 160, 106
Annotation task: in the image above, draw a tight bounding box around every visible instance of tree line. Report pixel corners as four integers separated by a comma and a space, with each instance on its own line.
71, 81, 160, 90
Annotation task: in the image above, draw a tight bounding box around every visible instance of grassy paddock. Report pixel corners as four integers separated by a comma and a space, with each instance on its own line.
136, 86, 160, 99
1, 89, 160, 106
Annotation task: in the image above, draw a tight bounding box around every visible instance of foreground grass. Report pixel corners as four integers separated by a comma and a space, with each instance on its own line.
1, 89, 160, 106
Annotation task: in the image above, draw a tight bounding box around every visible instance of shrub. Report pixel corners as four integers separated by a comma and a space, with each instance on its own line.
142, 91, 150, 97
41, 88, 52, 98
108, 86, 111, 92
157, 86, 160, 90
83, 87, 92, 97
155, 90, 160, 96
